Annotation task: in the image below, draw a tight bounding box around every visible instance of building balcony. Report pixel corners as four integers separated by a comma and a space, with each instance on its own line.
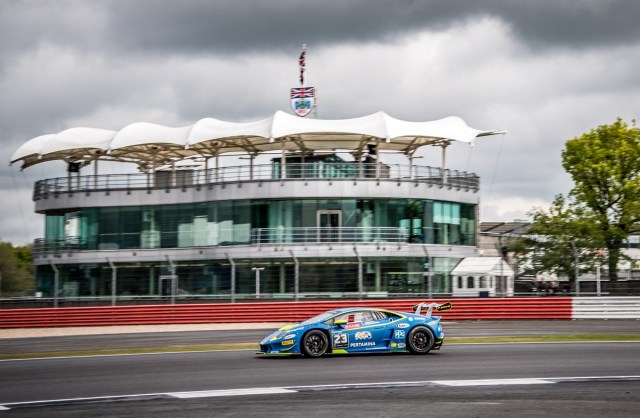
33, 162, 479, 201
32, 227, 414, 257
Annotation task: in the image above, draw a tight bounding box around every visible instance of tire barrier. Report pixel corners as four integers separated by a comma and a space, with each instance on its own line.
0, 297, 575, 329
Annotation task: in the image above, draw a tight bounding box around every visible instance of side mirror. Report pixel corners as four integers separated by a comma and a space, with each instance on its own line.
334, 319, 348, 327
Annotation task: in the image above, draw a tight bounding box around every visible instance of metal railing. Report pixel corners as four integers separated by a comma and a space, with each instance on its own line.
251, 227, 408, 246
33, 163, 479, 200
32, 227, 409, 256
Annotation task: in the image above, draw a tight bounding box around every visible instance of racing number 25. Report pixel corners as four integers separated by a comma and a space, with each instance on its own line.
333, 333, 349, 348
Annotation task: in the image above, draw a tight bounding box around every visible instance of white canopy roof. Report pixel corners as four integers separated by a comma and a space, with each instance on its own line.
11, 110, 504, 170
451, 257, 514, 277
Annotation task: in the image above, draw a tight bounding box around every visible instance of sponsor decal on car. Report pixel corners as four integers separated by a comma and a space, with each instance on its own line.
282, 340, 294, 346
398, 343, 406, 348
349, 341, 376, 348
283, 334, 296, 339
397, 323, 410, 329
345, 323, 361, 330
391, 342, 397, 348
333, 333, 349, 348
355, 331, 372, 340
394, 330, 406, 339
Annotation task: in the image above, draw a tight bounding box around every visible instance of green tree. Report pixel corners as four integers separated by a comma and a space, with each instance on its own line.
514, 119, 640, 293
562, 119, 640, 290
510, 196, 602, 292
0, 242, 34, 297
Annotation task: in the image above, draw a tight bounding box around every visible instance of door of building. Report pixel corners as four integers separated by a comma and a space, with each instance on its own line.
317, 210, 342, 242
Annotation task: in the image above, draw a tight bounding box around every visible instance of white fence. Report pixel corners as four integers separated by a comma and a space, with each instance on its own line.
573, 297, 640, 319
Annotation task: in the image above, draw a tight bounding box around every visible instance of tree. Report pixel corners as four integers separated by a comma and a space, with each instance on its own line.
510, 196, 603, 292
562, 119, 640, 290
0, 242, 34, 297
514, 119, 640, 293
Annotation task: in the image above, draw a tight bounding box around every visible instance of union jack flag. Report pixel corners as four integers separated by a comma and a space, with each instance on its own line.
290, 87, 315, 99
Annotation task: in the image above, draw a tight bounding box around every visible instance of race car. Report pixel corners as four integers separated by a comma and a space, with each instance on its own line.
258, 301, 451, 357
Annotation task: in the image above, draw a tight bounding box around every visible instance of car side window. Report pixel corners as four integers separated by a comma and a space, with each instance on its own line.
331, 311, 373, 324
328, 312, 354, 325
384, 312, 401, 322
357, 311, 375, 323
372, 311, 388, 321
328, 311, 394, 325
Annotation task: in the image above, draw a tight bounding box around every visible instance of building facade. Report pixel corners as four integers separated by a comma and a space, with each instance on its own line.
13, 111, 503, 302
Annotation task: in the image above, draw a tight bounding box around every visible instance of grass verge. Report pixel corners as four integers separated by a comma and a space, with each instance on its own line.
1, 335, 639, 360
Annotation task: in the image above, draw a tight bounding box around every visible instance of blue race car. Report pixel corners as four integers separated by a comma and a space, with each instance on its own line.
258, 302, 451, 357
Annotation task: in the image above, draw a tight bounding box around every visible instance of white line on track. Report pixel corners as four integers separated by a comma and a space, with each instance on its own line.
1, 375, 640, 411
169, 388, 296, 398
432, 378, 554, 386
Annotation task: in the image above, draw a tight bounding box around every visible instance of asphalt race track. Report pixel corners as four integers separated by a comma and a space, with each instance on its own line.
1, 321, 640, 417
2, 319, 639, 354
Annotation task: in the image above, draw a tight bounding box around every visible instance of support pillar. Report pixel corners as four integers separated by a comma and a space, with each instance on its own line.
290, 250, 299, 301
49, 261, 59, 308
107, 258, 117, 306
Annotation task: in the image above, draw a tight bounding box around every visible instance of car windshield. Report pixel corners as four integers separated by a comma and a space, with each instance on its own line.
300, 311, 338, 325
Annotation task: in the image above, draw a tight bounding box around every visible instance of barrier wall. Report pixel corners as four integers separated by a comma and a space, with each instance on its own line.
0, 298, 575, 328
572, 297, 640, 319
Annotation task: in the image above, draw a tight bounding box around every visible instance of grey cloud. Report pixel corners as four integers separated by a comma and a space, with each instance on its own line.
0, 1, 107, 68
3, 0, 640, 61
101, 0, 640, 56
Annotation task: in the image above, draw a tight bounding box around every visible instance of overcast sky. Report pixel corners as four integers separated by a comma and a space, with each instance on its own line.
2, 0, 640, 245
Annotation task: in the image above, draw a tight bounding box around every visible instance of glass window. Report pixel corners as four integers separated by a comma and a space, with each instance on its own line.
99, 207, 120, 249
372, 311, 389, 320
460, 204, 476, 245
333, 311, 375, 323
217, 202, 234, 244
48, 198, 476, 250
233, 201, 251, 244
82, 208, 99, 250
45, 215, 64, 241
434, 202, 461, 225
120, 207, 141, 249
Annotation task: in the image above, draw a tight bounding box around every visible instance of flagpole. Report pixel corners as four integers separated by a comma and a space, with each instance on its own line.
291, 43, 317, 118
300, 43, 318, 118
299, 43, 306, 87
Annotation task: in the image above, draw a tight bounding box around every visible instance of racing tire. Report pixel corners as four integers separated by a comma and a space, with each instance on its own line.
407, 326, 435, 354
301, 330, 329, 357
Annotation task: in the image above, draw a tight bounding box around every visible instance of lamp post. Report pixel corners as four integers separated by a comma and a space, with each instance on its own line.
252, 267, 265, 299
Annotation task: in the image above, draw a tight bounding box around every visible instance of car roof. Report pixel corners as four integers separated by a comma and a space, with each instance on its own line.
332, 307, 394, 314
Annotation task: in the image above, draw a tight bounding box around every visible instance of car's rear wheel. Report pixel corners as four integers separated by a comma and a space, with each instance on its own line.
407, 326, 435, 354
301, 330, 329, 357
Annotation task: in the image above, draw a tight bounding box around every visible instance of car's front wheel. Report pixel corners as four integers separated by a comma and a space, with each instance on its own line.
301, 330, 329, 357
407, 326, 435, 354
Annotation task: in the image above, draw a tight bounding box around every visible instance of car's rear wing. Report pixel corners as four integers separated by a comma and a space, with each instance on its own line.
412, 301, 452, 317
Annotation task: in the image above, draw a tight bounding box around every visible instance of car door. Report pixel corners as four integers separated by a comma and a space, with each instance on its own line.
330, 311, 388, 352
